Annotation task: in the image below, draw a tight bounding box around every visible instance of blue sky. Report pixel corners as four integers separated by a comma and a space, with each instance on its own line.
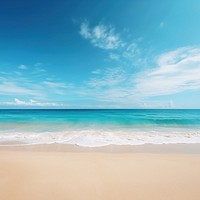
0, 0, 200, 108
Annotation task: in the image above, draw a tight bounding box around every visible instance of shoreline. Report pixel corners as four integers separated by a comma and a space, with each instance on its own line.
1, 142, 200, 154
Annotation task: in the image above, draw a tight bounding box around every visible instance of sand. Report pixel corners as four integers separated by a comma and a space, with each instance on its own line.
0, 144, 200, 200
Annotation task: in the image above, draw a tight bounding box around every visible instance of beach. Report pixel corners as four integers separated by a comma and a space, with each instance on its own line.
1, 144, 200, 200
1, 0, 200, 198
1, 109, 200, 199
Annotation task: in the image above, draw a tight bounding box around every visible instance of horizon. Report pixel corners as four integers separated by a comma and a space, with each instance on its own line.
0, 108, 200, 110
0, 0, 200, 109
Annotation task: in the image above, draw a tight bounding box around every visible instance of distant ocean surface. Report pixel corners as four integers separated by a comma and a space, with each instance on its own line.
0, 109, 200, 147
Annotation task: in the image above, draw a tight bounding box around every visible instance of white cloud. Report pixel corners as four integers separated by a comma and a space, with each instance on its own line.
121, 42, 142, 67
0, 81, 42, 97
1, 45, 200, 108
109, 53, 120, 60
139, 100, 175, 109
134, 47, 200, 97
42, 81, 73, 95
88, 67, 126, 88
43, 81, 70, 89
123, 43, 140, 59
91, 69, 101, 74
0, 98, 64, 107
0, 67, 73, 99
80, 21, 124, 50
18, 65, 28, 70
80, 21, 91, 39
81, 46, 200, 108
79, 20, 142, 69
32, 68, 46, 75
31, 63, 46, 76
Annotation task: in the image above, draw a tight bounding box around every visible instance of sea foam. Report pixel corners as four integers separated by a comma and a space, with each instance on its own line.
0, 128, 200, 147
0, 109, 200, 147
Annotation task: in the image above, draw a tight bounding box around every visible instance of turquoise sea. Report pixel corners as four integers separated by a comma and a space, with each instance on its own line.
0, 109, 200, 147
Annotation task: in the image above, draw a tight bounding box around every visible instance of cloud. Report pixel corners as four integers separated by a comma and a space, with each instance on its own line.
32, 68, 46, 75
134, 47, 200, 97
91, 69, 101, 74
31, 63, 46, 76
43, 81, 70, 88
1, 44, 200, 108
80, 21, 124, 50
42, 81, 73, 95
79, 20, 143, 69
0, 66, 73, 99
34, 62, 43, 67
76, 66, 134, 106
122, 43, 140, 59
80, 21, 91, 39
80, 46, 200, 108
18, 65, 28, 70
0, 81, 43, 97
159, 21, 164, 28
109, 53, 120, 60
0, 98, 64, 107
139, 100, 175, 109
88, 67, 126, 88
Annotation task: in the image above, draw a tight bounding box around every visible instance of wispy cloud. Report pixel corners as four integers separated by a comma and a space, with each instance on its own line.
32, 63, 46, 76
18, 64, 28, 70
0, 98, 64, 107
109, 53, 120, 60
42, 81, 74, 95
34, 62, 43, 67
79, 20, 143, 69
88, 67, 126, 88
80, 21, 124, 50
43, 81, 71, 88
0, 64, 73, 100
81, 46, 200, 108
91, 69, 101, 74
0, 80, 43, 97
1, 44, 200, 108
134, 47, 200, 97
122, 43, 141, 60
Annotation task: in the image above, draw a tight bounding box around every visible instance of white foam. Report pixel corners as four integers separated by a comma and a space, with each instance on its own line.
0, 127, 200, 147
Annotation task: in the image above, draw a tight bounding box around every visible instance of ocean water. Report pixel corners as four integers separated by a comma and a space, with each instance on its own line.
0, 109, 200, 147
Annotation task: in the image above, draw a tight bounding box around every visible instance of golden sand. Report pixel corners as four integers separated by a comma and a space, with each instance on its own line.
0, 145, 200, 200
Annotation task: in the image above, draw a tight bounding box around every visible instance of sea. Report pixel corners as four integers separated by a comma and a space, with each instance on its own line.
0, 109, 200, 147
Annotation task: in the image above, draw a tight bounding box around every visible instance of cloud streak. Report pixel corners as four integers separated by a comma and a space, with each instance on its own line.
0, 80, 43, 97
1, 46, 200, 108
0, 63, 73, 100
88, 67, 126, 88
79, 20, 143, 69
134, 47, 200, 97
0, 98, 64, 107
80, 21, 124, 50
81, 46, 200, 108
18, 65, 28, 70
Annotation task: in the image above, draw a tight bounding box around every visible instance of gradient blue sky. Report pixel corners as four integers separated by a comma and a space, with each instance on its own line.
0, 0, 200, 108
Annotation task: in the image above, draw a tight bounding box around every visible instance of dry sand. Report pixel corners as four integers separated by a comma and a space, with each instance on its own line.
0, 144, 200, 200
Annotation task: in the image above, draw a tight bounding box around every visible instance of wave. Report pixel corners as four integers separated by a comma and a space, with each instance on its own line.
1, 128, 200, 147
0, 109, 200, 147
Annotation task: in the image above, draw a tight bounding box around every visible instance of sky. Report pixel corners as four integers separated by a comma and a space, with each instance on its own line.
0, 0, 200, 108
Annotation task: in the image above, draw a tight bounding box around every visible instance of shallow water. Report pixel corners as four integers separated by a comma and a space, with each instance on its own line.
0, 109, 200, 147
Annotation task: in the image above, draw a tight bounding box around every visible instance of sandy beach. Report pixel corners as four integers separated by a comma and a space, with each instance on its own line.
0, 144, 200, 200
